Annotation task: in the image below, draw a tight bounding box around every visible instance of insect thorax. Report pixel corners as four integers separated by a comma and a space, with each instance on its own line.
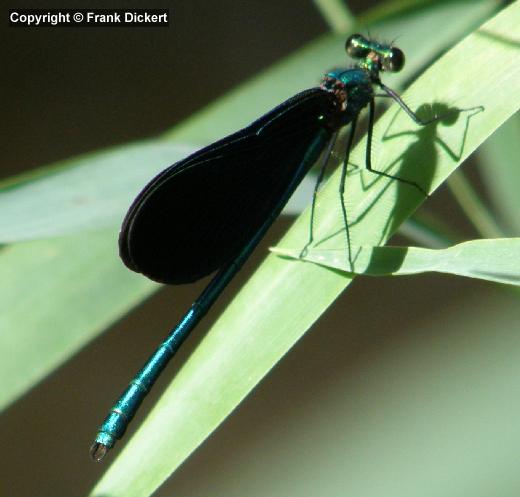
321, 67, 374, 126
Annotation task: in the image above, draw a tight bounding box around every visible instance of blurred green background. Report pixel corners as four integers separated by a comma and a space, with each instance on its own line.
1, 1, 519, 496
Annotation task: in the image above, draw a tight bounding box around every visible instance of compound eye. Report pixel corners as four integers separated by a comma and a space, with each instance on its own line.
383, 47, 405, 72
345, 34, 369, 58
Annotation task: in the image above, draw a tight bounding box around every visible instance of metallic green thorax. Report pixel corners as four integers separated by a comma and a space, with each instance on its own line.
322, 68, 373, 125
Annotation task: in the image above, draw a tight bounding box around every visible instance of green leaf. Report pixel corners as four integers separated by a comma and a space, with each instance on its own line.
90, 2, 520, 497
312, 0, 355, 33
445, 169, 505, 238
272, 238, 520, 286
0, 229, 157, 411
157, 292, 520, 497
479, 111, 520, 234
0, 141, 195, 243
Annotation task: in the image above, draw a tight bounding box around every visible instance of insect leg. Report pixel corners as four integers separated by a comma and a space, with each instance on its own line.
365, 98, 428, 196
339, 116, 358, 269
300, 132, 338, 258
379, 82, 458, 126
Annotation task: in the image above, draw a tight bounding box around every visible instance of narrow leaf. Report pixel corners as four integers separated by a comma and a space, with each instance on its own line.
479, 111, 520, 234
0, 141, 195, 243
272, 238, 520, 286
0, 229, 157, 411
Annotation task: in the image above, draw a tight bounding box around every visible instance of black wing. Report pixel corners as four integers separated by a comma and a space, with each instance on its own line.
119, 88, 337, 284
